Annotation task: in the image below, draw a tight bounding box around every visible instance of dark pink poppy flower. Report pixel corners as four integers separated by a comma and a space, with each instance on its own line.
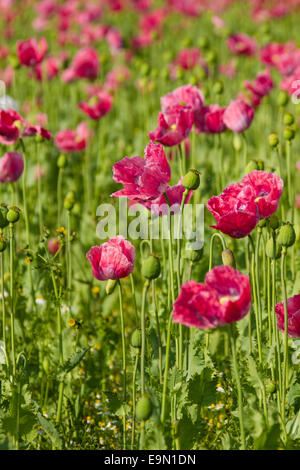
244, 69, 274, 99
241, 170, 283, 219
227, 33, 257, 56
48, 237, 60, 255
207, 171, 283, 238
275, 294, 300, 338
79, 92, 112, 120
205, 105, 227, 134
223, 100, 254, 133
86, 236, 135, 281
0, 109, 22, 145
0, 151, 24, 183
17, 37, 47, 67
161, 84, 204, 128
149, 104, 194, 147
173, 266, 251, 329
62, 47, 99, 82
260, 41, 296, 67
111, 143, 171, 201
23, 125, 52, 140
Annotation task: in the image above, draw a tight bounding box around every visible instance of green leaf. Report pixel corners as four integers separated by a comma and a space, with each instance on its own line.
57, 347, 90, 379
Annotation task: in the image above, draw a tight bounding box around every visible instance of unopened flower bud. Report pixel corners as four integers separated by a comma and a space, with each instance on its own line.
268, 214, 280, 230
136, 395, 152, 421
222, 249, 236, 269
245, 160, 258, 173
0, 204, 9, 229
284, 126, 295, 141
265, 379, 276, 394
106, 279, 117, 295
265, 237, 281, 259
233, 134, 242, 152
142, 255, 161, 280
184, 245, 203, 262
7, 206, 20, 223
64, 191, 75, 211
277, 223, 296, 247
182, 169, 200, 190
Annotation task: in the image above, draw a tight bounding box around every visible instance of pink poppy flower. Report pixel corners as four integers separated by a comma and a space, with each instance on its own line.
275, 294, 300, 338
173, 266, 251, 329
223, 100, 254, 133
17, 37, 47, 67
111, 143, 171, 201
79, 92, 112, 120
0, 151, 24, 183
244, 69, 274, 99
149, 104, 194, 147
227, 33, 257, 56
204, 105, 227, 134
54, 122, 89, 153
86, 236, 135, 281
23, 125, 52, 140
62, 47, 99, 82
161, 84, 204, 128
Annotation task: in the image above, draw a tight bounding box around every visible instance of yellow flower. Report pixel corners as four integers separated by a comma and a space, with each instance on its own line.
25, 257, 31, 264
68, 318, 76, 327
56, 226, 67, 235
91, 286, 100, 294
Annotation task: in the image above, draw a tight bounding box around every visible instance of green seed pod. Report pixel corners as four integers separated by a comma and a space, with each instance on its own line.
222, 249, 236, 269
72, 202, 81, 217
258, 218, 267, 228
130, 329, 142, 348
268, 214, 280, 230
265, 237, 281, 259
283, 112, 294, 126
106, 279, 117, 295
7, 207, 20, 223
0, 236, 7, 252
213, 80, 224, 95
245, 160, 258, 173
64, 192, 75, 211
57, 154, 67, 168
265, 379, 276, 394
277, 90, 289, 107
182, 169, 200, 190
268, 133, 279, 148
205, 50, 217, 65
284, 126, 295, 141
233, 134, 243, 152
141, 255, 161, 280
136, 395, 152, 421
0, 204, 9, 229
277, 223, 296, 247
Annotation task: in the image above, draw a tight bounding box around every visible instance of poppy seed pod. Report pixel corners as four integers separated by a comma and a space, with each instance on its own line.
57, 154, 67, 169
277, 223, 296, 247
182, 169, 200, 190
184, 246, 203, 262
0, 205, 9, 229
277, 91, 289, 107
233, 134, 242, 152
64, 192, 75, 211
283, 112, 294, 126
141, 255, 161, 280
268, 214, 280, 230
265, 379, 276, 394
0, 236, 7, 252
7, 206, 20, 223
136, 395, 152, 421
106, 279, 117, 295
245, 160, 258, 173
222, 249, 236, 269
284, 127, 295, 141
268, 133, 279, 148
130, 329, 142, 349
265, 237, 281, 259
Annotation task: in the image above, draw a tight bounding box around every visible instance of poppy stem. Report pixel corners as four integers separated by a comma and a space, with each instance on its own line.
248, 234, 262, 363
118, 280, 127, 450
280, 247, 288, 432
208, 232, 227, 271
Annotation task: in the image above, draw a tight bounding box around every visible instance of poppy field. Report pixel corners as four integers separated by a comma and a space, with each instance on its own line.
0, 0, 300, 452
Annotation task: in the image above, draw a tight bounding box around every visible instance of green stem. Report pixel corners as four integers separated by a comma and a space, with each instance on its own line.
118, 280, 127, 450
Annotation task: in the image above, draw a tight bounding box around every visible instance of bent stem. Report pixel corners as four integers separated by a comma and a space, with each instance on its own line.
209, 232, 227, 271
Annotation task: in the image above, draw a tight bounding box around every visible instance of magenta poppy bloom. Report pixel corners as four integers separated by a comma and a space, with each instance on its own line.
173, 266, 251, 329
0, 109, 22, 145
275, 294, 300, 338
0, 152, 24, 183
227, 33, 257, 56
207, 171, 283, 238
244, 69, 274, 100
241, 170, 283, 219
223, 100, 254, 133
86, 236, 135, 281
17, 38, 48, 67
204, 105, 227, 134
111, 143, 171, 201
23, 125, 52, 141
149, 104, 193, 147
54, 122, 90, 153
79, 92, 112, 120
160, 85, 204, 127
62, 47, 99, 82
